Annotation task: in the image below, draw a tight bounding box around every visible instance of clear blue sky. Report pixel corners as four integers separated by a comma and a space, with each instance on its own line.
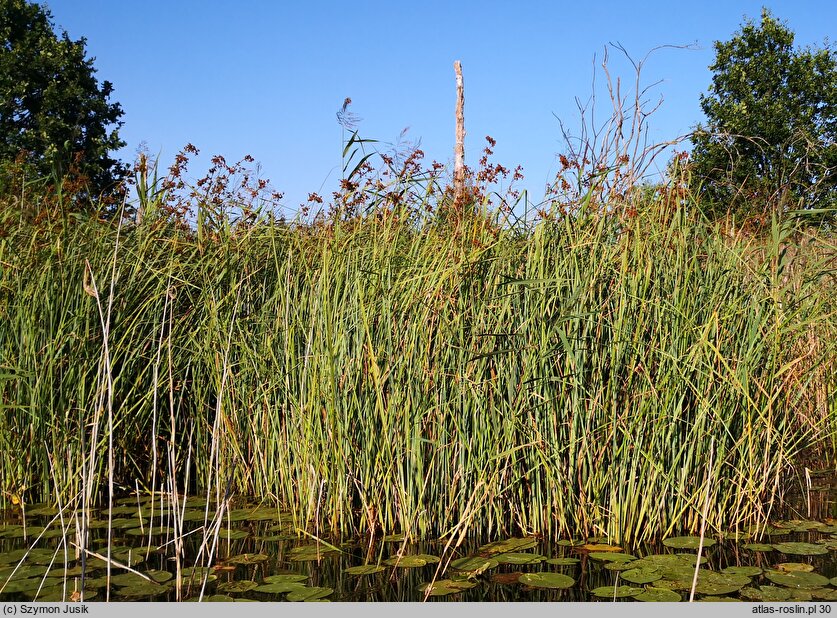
45, 1, 837, 211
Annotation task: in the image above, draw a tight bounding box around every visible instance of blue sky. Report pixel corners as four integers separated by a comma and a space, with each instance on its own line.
45, 1, 837, 211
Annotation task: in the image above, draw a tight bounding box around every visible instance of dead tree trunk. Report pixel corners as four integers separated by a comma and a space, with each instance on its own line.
453, 60, 466, 211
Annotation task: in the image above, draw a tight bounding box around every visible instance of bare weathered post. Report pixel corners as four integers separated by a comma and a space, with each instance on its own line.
453, 60, 466, 211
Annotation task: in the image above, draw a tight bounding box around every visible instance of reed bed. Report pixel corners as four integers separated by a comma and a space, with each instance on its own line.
0, 185, 835, 545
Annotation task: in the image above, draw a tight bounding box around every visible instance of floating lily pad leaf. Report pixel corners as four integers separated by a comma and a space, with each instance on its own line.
0, 577, 63, 593
88, 551, 145, 568
765, 570, 830, 589
580, 543, 622, 552
125, 526, 173, 537
603, 561, 636, 572
816, 525, 837, 534
110, 572, 162, 587
0, 525, 23, 538
287, 545, 338, 562
831, 576, 837, 587
179, 567, 217, 584
519, 572, 575, 589
662, 536, 716, 550
286, 586, 333, 602
477, 537, 538, 556
417, 579, 477, 596
787, 590, 814, 601
494, 552, 545, 565
110, 519, 151, 530
620, 567, 662, 584
109, 506, 141, 516
382, 534, 405, 542
181, 510, 209, 522
449, 557, 498, 574
545, 557, 580, 566
633, 587, 681, 602
772, 542, 828, 556
254, 582, 307, 594
226, 507, 278, 522
694, 581, 747, 595
777, 563, 815, 573
0, 548, 57, 565
781, 520, 825, 532
262, 574, 308, 584
224, 553, 268, 565
344, 565, 385, 576
34, 588, 98, 602
491, 572, 522, 584
383, 555, 428, 568
555, 539, 585, 547
742, 543, 774, 552
414, 554, 440, 564
0, 565, 48, 579
216, 580, 258, 593
740, 586, 792, 601
217, 529, 249, 541
24, 506, 58, 516
588, 551, 635, 562
114, 582, 171, 598
696, 596, 739, 602
590, 585, 644, 598
809, 589, 837, 601
722, 566, 762, 576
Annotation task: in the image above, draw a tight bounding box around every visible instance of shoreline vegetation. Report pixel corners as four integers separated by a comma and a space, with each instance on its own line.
0, 138, 835, 545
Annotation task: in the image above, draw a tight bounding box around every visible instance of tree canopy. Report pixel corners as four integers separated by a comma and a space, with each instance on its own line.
690, 9, 837, 220
0, 0, 126, 202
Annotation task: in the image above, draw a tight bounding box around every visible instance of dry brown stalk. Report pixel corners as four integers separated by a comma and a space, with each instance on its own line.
453, 60, 466, 210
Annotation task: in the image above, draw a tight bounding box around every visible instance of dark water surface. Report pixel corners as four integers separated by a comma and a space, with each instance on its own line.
1, 494, 837, 602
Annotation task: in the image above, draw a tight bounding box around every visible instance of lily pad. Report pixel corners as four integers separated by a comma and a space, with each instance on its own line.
721, 566, 762, 576
810, 589, 837, 601
634, 587, 681, 602
765, 570, 830, 589
417, 579, 477, 596
287, 545, 338, 562
742, 543, 774, 552
776, 563, 815, 572
580, 543, 622, 552
254, 581, 307, 594
0, 565, 49, 579
545, 557, 580, 566
216, 580, 258, 593
344, 565, 385, 576
286, 586, 333, 601
383, 555, 430, 568
224, 553, 268, 565
740, 586, 792, 601
519, 572, 575, 589
662, 536, 716, 550
110, 571, 171, 586
114, 581, 171, 598
477, 537, 538, 555
555, 539, 585, 547
620, 566, 662, 584
382, 534, 405, 542
0, 577, 63, 593
449, 556, 498, 574
262, 574, 307, 584
217, 529, 250, 541
590, 584, 644, 598
588, 551, 635, 562
493, 552, 545, 565
772, 542, 828, 556
0, 548, 57, 565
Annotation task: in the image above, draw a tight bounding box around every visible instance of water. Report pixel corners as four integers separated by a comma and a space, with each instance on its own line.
1, 495, 837, 602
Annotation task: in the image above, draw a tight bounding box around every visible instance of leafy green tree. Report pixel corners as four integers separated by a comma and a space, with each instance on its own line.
691, 9, 837, 220
0, 0, 127, 203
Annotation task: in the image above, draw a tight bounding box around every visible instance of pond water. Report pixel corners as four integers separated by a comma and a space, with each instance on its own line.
2, 496, 837, 602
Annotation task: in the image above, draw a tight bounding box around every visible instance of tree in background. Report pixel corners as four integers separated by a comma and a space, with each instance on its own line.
691, 9, 837, 221
0, 0, 126, 204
